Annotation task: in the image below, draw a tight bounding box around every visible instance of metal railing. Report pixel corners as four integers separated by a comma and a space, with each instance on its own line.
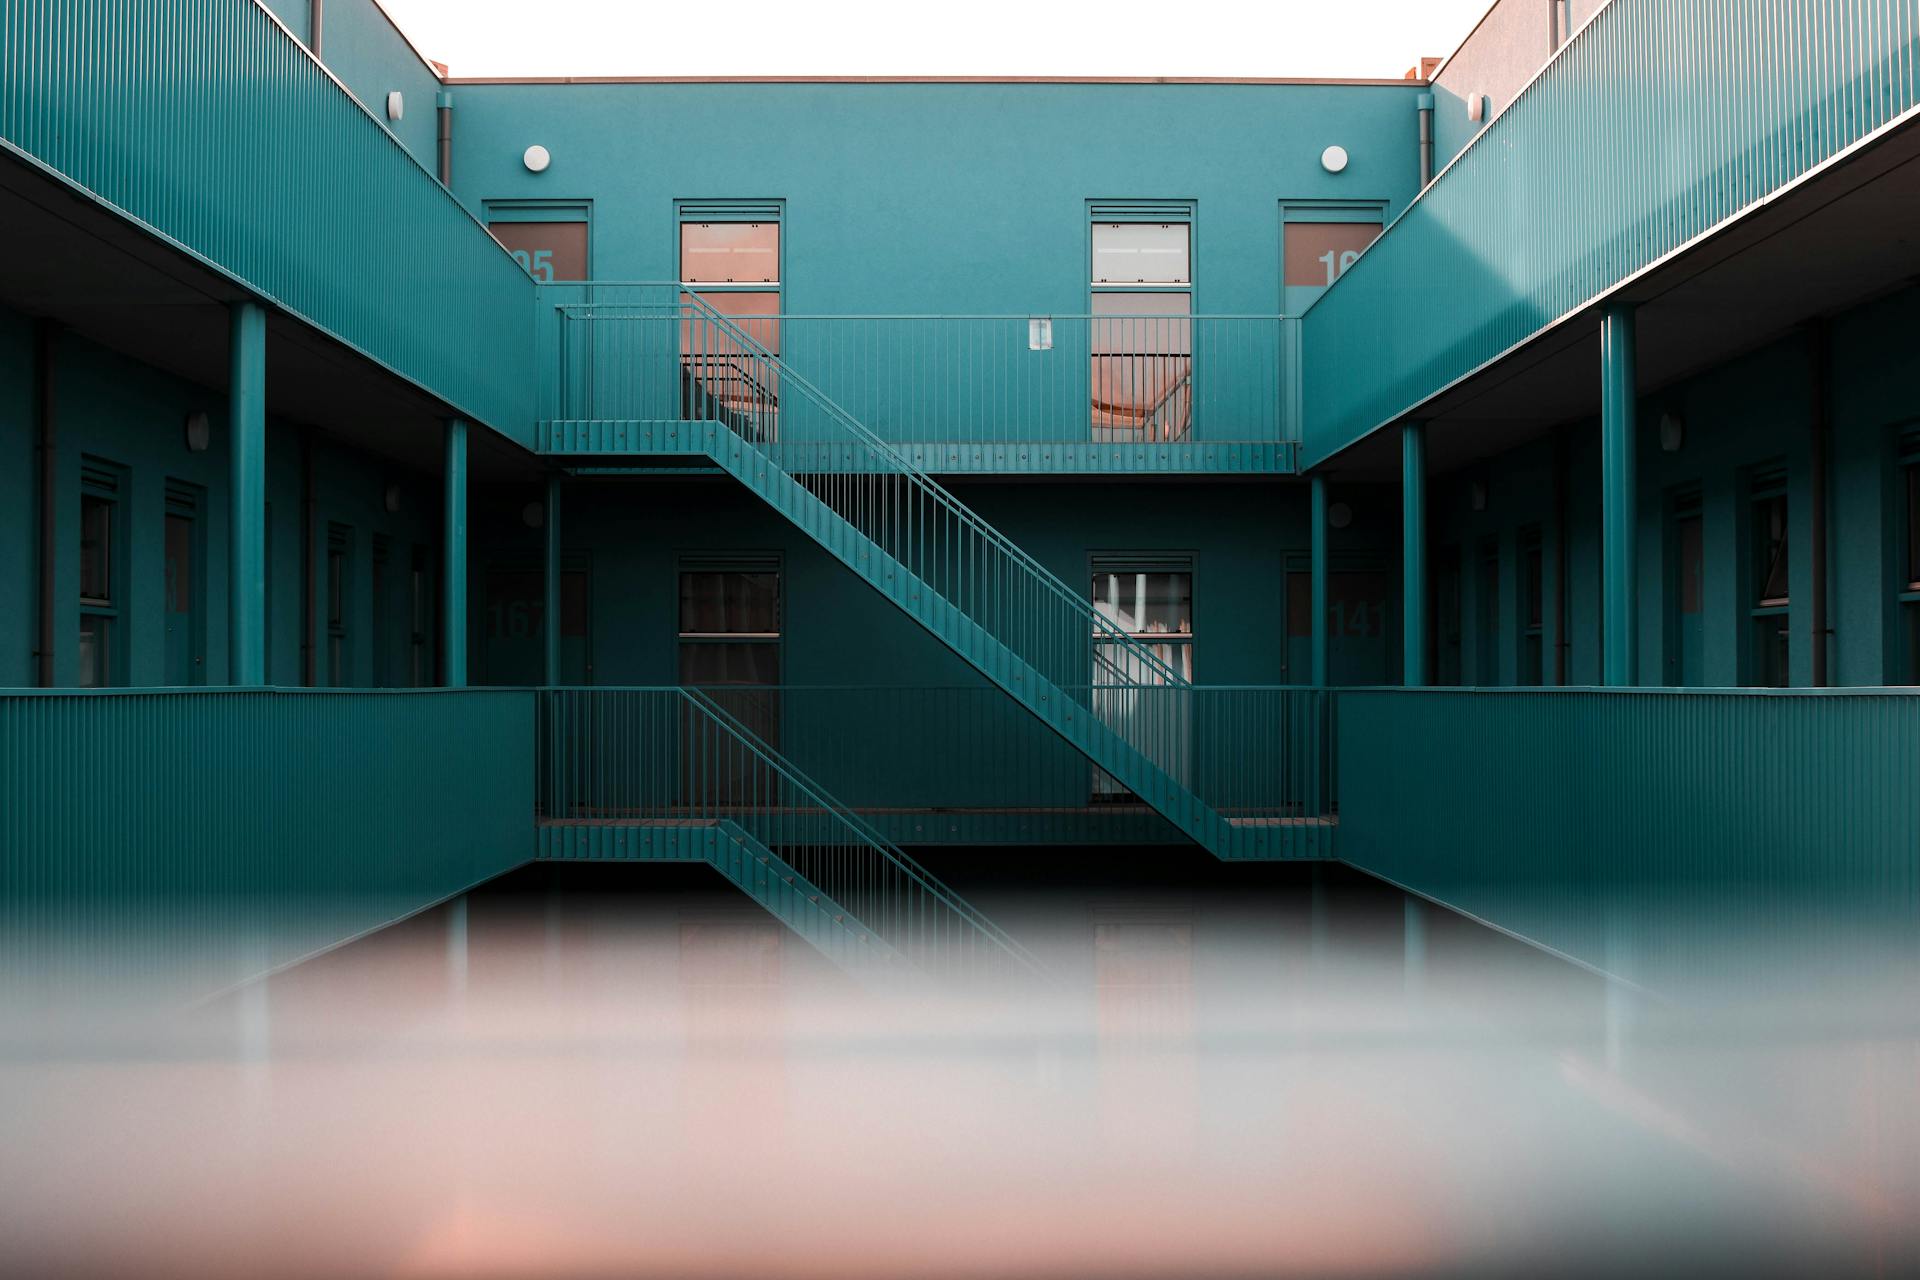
546, 285, 1211, 804
756, 683, 1335, 826
543, 287, 1294, 465
753, 313, 1283, 447
537, 687, 1041, 978
1302, 0, 1920, 464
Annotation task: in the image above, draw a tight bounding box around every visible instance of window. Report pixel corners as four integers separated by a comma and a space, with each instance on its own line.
485, 200, 590, 282
326, 524, 353, 687
1091, 210, 1192, 442
1281, 203, 1386, 313
1091, 559, 1193, 796
679, 562, 782, 748
1518, 526, 1544, 686
679, 205, 783, 428
480, 561, 592, 685
1899, 433, 1920, 683
78, 460, 125, 688
1747, 469, 1789, 687
1666, 489, 1705, 687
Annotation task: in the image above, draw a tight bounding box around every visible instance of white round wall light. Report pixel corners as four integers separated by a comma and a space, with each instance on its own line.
384, 484, 403, 514
1327, 501, 1354, 530
1470, 479, 1489, 511
1659, 411, 1686, 453
523, 144, 552, 173
1320, 145, 1350, 174
386, 90, 404, 122
522, 501, 546, 529
184, 410, 211, 453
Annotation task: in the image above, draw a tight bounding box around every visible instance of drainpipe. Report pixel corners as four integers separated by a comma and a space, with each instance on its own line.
300, 427, 316, 686
436, 90, 454, 187
33, 321, 56, 686
1808, 322, 1831, 686
1416, 92, 1435, 188
309, 0, 324, 59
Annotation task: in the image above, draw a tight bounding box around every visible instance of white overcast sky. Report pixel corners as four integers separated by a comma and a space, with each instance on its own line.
377, 0, 1491, 80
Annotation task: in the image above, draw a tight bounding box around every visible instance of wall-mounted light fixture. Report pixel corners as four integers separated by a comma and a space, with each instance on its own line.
1320, 145, 1349, 174
1468, 94, 1490, 123
522, 501, 546, 529
1469, 478, 1489, 511
384, 484, 403, 514
1028, 317, 1053, 351
523, 145, 551, 173
184, 410, 211, 453
386, 90, 404, 122
1659, 410, 1686, 453
1327, 501, 1354, 530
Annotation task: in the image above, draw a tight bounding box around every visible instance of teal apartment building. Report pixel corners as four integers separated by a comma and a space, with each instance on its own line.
3, 0, 1918, 986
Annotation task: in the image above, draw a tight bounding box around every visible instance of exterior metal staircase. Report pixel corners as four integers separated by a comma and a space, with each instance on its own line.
536, 686, 1041, 982
541, 286, 1281, 859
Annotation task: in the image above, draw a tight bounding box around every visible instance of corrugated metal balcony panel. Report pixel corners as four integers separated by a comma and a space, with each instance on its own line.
1302, 0, 1920, 466
0, 687, 534, 998
1335, 687, 1920, 991
0, 0, 536, 442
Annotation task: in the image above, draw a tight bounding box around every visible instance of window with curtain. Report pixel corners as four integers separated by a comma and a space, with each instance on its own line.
1091, 561, 1193, 797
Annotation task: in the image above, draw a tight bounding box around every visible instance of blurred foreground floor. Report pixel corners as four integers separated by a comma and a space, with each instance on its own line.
2, 858, 1915, 1278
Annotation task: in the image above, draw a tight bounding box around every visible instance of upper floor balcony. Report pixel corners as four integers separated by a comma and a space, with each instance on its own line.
536, 284, 1298, 475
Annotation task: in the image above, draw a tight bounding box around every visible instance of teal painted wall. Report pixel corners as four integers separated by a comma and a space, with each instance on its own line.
0, 304, 443, 690
450, 80, 1421, 314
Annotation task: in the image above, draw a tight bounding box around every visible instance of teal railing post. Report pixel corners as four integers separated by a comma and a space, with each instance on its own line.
443, 418, 469, 687
1310, 472, 1329, 688
228, 301, 267, 686
1600, 304, 1638, 686
1401, 422, 1428, 687
543, 472, 562, 687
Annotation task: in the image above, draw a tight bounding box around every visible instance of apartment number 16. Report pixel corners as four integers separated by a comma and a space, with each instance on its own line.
1318, 249, 1362, 286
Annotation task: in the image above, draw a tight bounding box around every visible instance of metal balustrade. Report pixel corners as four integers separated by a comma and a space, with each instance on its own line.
541, 285, 1295, 471
0, 0, 536, 441
537, 687, 1042, 980
749, 684, 1335, 835
541, 284, 1254, 858
1302, 0, 1920, 465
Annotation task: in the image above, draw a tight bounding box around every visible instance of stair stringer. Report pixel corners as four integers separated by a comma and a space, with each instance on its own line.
685, 421, 1245, 860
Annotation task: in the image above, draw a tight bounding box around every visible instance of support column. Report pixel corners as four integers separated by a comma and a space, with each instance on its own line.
443, 418, 468, 687
1600, 304, 1638, 686
1310, 472, 1329, 688
1402, 422, 1428, 687
228, 302, 267, 686
543, 472, 563, 687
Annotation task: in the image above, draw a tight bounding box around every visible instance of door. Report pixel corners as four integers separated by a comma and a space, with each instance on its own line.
162, 489, 203, 685
1669, 507, 1705, 686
